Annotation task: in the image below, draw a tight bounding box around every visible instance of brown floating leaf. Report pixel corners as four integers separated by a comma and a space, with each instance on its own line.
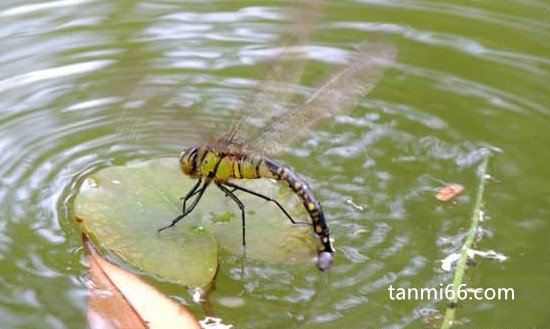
84, 233, 201, 329
436, 183, 465, 201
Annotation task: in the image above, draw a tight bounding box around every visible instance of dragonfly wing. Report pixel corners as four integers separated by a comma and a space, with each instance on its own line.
118, 80, 224, 154
119, 0, 322, 155
225, 0, 320, 143
252, 42, 397, 154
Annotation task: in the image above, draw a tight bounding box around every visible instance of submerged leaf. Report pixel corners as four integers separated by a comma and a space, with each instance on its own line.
84, 233, 201, 329
75, 158, 317, 286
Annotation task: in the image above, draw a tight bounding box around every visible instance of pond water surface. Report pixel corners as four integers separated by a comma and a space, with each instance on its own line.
1, 0, 549, 328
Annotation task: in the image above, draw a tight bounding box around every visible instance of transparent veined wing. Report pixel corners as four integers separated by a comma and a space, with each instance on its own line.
225, 0, 321, 144
250, 42, 397, 154
117, 79, 224, 155
116, 0, 322, 155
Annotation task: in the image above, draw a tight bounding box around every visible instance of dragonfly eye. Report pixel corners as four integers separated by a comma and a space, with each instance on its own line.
179, 148, 193, 175
179, 148, 191, 166
180, 147, 199, 176
180, 147, 195, 160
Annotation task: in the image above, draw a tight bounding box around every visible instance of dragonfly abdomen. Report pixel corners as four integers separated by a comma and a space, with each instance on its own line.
260, 157, 335, 258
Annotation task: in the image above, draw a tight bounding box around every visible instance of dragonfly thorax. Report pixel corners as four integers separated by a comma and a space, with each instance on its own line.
179, 144, 253, 181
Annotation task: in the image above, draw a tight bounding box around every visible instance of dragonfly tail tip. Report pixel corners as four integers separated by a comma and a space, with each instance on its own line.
317, 251, 333, 271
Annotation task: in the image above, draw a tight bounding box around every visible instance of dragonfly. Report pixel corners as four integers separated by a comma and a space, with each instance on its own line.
151, 2, 396, 270
154, 45, 395, 270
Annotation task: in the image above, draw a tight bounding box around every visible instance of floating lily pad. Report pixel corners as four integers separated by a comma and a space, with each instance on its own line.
74, 158, 316, 286
75, 159, 218, 287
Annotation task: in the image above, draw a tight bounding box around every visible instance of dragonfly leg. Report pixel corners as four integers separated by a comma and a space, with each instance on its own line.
180, 178, 202, 214
223, 181, 310, 226
216, 182, 247, 247
158, 178, 211, 233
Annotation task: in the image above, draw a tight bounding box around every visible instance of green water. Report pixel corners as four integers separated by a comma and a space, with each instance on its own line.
1, 0, 549, 328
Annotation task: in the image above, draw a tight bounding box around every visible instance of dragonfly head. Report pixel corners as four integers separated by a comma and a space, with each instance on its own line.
179, 146, 200, 177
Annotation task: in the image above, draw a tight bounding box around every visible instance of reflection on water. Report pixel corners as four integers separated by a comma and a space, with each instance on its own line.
1, 0, 549, 328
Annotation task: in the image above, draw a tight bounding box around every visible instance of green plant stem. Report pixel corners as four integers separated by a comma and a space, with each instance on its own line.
440, 155, 490, 329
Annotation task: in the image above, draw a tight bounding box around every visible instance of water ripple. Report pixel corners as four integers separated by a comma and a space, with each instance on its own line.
0, 61, 114, 94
